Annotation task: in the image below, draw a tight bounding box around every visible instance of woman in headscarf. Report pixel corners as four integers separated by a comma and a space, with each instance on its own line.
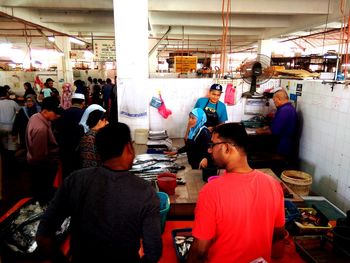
23, 82, 37, 99
167, 108, 212, 169
60, 83, 73, 109
78, 104, 108, 168
11, 94, 40, 151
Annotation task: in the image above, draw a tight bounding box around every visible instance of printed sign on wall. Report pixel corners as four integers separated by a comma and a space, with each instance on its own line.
174, 56, 197, 73
93, 40, 116, 62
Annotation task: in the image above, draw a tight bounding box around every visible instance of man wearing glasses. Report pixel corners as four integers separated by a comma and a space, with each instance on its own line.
187, 123, 285, 263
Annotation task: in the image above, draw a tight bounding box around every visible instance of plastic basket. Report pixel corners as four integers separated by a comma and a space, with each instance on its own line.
157, 192, 170, 233
294, 208, 333, 234
281, 170, 312, 196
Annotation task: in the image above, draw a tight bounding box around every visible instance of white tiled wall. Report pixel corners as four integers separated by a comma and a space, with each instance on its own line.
118, 78, 281, 138
281, 79, 350, 212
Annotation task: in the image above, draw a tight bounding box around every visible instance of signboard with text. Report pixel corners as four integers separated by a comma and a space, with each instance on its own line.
93, 40, 116, 62
174, 56, 197, 73
70, 50, 85, 60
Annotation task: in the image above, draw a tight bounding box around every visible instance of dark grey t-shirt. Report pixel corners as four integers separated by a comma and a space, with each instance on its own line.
37, 167, 162, 263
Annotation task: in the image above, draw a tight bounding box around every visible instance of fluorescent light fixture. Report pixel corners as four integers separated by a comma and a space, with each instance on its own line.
69, 37, 85, 46
0, 43, 13, 49
323, 55, 337, 59
48, 36, 55, 42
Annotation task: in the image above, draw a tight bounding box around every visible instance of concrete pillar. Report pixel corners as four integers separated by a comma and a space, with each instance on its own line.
55, 36, 74, 85
149, 39, 159, 73
114, 0, 149, 133
258, 39, 273, 59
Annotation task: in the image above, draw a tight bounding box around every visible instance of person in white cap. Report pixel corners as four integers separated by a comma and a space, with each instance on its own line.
55, 93, 86, 179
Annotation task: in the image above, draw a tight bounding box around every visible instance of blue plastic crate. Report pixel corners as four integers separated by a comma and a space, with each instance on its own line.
285, 200, 300, 223
157, 192, 170, 233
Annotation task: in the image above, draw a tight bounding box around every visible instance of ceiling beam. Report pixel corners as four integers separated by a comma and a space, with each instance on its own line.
1, 0, 113, 10
152, 26, 263, 36
149, 12, 291, 28
149, 0, 332, 15
38, 11, 114, 24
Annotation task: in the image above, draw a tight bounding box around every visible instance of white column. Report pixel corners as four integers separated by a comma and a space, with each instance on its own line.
114, 0, 149, 135
149, 39, 159, 74
55, 36, 74, 85
258, 39, 273, 59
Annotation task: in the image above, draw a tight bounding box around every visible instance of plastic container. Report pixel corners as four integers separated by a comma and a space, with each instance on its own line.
294, 208, 333, 234
157, 192, 170, 233
171, 228, 193, 262
134, 129, 149, 144
157, 173, 177, 195
281, 170, 312, 196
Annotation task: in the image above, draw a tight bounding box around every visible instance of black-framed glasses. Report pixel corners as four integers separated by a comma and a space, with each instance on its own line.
208, 141, 236, 149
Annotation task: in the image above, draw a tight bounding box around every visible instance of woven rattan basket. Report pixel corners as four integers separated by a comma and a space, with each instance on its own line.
281, 170, 312, 196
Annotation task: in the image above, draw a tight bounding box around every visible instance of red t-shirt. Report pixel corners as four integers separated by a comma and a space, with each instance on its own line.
192, 170, 285, 262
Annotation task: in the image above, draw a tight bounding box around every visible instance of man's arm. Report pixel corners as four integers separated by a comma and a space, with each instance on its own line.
141, 189, 163, 263
186, 238, 212, 263
36, 179, 71, 262
273, 226, 286, 243
255, 126, 272, 135
28, 127, 49, 162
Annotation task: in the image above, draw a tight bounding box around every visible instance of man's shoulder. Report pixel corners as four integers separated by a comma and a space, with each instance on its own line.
195, 97, 208, 105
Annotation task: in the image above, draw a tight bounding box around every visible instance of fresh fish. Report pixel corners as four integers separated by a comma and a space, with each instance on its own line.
135, 154, 176, 162
130, 161, 157, 171
1, 201, 70, 254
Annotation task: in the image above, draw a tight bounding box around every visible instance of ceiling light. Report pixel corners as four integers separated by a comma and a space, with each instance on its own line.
48, 36, 55, 42
69, 37, 85, 46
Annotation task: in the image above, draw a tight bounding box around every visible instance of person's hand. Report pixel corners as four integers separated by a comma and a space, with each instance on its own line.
207, 126, 214, 132
256, 126, 271, 135
164, 151, 177, 155
199, 158, 208, 169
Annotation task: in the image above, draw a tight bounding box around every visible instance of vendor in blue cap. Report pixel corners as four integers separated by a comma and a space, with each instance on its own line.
185, 84, 228, 140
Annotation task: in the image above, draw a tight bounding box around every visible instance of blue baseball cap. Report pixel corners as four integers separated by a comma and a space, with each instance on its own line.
209, 84, 223, 93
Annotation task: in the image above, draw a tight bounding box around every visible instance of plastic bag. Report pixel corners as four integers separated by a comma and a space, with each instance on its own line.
158, 95, 172, 119
120, 79, 147, 118
150, 96, 162, 109
224, 83, 236, 105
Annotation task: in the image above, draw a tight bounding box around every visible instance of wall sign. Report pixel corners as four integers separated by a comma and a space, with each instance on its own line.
296, 84, 303, 96
174, 56, 197, 73
93, 40, 116, 62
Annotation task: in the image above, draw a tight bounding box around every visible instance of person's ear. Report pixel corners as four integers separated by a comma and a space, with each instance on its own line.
226, 143, 237, 154
126, 141, 135, 155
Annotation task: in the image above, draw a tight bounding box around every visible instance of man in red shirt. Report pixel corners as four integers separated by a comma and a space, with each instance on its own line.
187, 123, 285, 263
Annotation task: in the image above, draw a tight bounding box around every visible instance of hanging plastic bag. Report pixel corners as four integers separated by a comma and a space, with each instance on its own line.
120, 79, 147, 118
158, 95, 172, 119
150, 96, 162, 109
224, 83, 236, 105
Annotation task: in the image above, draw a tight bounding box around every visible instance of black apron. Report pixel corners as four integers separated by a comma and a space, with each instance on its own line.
203, 99, 219, 127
